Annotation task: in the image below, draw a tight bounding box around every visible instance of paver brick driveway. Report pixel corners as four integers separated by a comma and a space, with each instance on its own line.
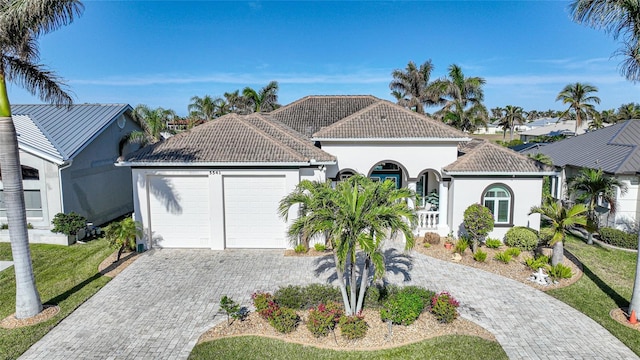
20, 245, 638, 360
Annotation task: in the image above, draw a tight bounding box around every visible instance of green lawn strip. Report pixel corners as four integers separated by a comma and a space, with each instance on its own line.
548, 235, 640, 356
0, 240, 113, 360
189, 335, 507, 360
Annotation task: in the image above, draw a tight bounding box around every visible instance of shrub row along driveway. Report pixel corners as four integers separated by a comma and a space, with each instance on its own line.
20, 245, 638, 360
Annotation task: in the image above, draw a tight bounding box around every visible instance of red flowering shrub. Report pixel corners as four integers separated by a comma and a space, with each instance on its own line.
430, 291, 460, 323
306, 302, 344, 337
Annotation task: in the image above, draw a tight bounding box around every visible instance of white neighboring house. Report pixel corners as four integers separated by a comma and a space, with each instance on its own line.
519, 119, 605, 142
523, 120, 640, 230
120, 96, 554, 250
0, 104, 142, 245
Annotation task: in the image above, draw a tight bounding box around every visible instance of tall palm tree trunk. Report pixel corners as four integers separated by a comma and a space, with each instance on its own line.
332, 250, 352, 315
0, 114, 42, 318
355, 257, 370, 314
349, 251, 358, 315
551, 241, 564, 267
629, 230, 640, 317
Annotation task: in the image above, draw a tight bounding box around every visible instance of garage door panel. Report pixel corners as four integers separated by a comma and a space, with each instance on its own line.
148, 176, 210, 248
224, 176, 286, 248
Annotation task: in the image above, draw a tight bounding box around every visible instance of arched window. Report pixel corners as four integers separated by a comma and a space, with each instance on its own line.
483, 185, 512, 225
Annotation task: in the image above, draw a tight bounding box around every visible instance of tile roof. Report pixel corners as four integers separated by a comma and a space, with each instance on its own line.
521, 120, 640, 175
312, 101, 469, 140
445, 140, 555, 174
268, 95, 380, 137
124, 113, 336, 164
12, 104, 132, 162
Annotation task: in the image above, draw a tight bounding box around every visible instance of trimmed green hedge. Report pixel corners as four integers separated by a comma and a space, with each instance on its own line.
599, 227, 637, 249
503, 227, 538, 250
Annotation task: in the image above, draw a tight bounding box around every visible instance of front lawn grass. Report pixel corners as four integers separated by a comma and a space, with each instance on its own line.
0, 240, 113, 359
548, 235, 640, 355
189, 335, 508, 360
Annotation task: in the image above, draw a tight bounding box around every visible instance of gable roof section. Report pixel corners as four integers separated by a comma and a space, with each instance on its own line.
123, 113, 336, 165
312, 101, 469, 140
12, 104, 132, 163
12, 115, 62, 163
445, 139, 555, 174
521, 120, 640, 175
268, 95, 380, 137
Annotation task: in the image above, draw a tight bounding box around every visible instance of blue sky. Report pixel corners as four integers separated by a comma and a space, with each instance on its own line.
7, 0, 640, 116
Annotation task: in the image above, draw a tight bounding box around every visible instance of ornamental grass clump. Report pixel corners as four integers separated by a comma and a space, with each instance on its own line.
338, 314, 368, 339
547, 263, 573, 280
306, 302, 343, 337
525, 255, 550, 271
485, 238, 502, 249
430, 292, 460, 324
494, 251, 512, 264
473, 249, 487, 262
504, 247, 521, 258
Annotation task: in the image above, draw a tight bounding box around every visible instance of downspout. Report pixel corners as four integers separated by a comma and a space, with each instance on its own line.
58, 160, 73, 214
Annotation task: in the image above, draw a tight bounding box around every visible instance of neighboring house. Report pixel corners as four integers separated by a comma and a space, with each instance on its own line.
120, 96, 554, 250
0, 104, 141, 245
519, 119, 598, 142
522, 120, 640, 229
472, 122, 501, 135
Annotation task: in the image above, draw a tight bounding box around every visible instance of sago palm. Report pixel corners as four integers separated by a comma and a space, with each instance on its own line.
0, 0, 83, 319
530, 201, 588, 266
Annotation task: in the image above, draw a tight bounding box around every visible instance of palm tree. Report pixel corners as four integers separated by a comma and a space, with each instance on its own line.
530, 201, 588, 266
279, 175, 416, 315
490, 106, 504, 121
617, 102, 640, 121
0, 0, 83, 319
188, 95, 221, 121
568, 168, 628, 244
432, 64, 489, 132
129, 104, 177, 144
598, 108, 618, 124
242, 81, 279, 113
570, 0, 640, 81
224, 90, 242, 113
500, 105, 526, 141
389, 60, 436, 114
556, 83, 601, 136
103, 218, 142, 262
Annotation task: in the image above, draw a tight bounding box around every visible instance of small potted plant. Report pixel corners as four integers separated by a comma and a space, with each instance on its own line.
444, 231, 454, 249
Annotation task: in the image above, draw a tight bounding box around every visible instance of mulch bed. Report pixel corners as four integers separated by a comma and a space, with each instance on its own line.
198, 308, 496, 350
0, 305, 60, 329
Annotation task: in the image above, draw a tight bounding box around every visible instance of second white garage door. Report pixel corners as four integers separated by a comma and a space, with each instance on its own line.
223, 176, 286, 248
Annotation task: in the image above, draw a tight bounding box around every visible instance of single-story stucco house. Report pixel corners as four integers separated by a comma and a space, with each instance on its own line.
120, 95, 555, 250
523, 119, 640, 230
0, 104, 141, 245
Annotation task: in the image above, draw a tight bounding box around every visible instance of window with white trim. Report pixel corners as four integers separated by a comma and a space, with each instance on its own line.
483, 185, 511, 224
0, 190, 43, 218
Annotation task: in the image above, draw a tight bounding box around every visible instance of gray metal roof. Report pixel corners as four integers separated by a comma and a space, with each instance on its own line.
13, 115, 62, 163
522, 120, 640, 174
12, 104, 132, 162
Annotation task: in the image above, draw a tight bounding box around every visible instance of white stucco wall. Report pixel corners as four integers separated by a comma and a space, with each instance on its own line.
611, 175, 639, 229
320, 141, 459, 180
0, 150, 62, 229
131, 167, 305, 250
449, 177, 543, 240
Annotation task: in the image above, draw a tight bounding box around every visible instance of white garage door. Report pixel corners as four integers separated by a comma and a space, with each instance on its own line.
148, 175, 210, 248
224, 176, 286, 248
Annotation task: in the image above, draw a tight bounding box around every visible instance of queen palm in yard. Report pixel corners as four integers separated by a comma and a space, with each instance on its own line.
188, 95, 221, 122
568, 168, 628, 244
129, 104, 177, 145
279, 175, 416, 315
556, 82, 600, 136
500, 105, 526, 141
432, 64, 489, 132
0, 0, 83, 319
617, 102, 640, 121
242, 81, 279, 113
530, 201, 588, 266
571, 0, 640, 322
389, 60, 436, 114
